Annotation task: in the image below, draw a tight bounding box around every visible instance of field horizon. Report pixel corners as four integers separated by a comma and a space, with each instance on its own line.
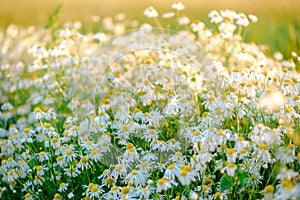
1, 0, 299, 57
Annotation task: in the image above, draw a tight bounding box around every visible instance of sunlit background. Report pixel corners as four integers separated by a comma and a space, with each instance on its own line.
0, 0, 299, 57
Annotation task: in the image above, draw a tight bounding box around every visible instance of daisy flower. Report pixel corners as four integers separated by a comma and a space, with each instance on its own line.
143, 6, 159, 18
123, 142, 140, 161
35, 165, 48, 176
178, 165, 196, 186
64, 166, 80, 177
125, 169, 147, 186
77, 155, 91, 170
255, 143, 273, 165
63, 149, 78, 162
110, 164, 127, 179
84, 183, 104, 199
171, 2, 185, 11
223, 163, 236, 177
164, 163, 180, 180
36, 151, 50, 162
135, 185, 155, 199
142, 128, 159, 142
58, 182, 69, 192
89, 147, 103, 162
80, 139, 95, 151
156, 177, 178, 193
53, 193, 62, 200
226, 148, 237, 163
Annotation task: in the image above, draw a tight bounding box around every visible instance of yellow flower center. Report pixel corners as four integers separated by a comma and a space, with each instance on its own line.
214, 192, 220, 197
157, 178, 165, 185
180, 170, 188, 177
183, 165, 192, 172
84, 195, 91, 200
44, 123, 51, 128
85, 140, 93, 145
99, 111, 105, 116
199, 149, 207, 154
288, 144, 294, 150
102, 142, 109, 147
88, 183, 95, 190
149, 129, 156, 135
104, 98, 110, 104
265, 185, 274, 193
168, 164, 175, 170
56, 156, 63, 161
52, 138, 58, 143
81, 156, 88, 163
91, 147, 98, 156
111, 186, 118, 191
34, 107, 42, 112
25, 193, 31, 198
226, 148, 236, 155
217, 130, 225, 136
91, 185, 99, 193
227, 163, 235, 168
65, 124, 72, 130
131, 170, 138, 175
261, 144, 268, 150
121, 125, 129, 132
193, 130, 201, 136
121, 187, 130, 194
281, 179, 295, 190
133, 108, 141, 113
24, 128, 30, 133
126, 143, 135, 152
141, 161, 148, 168
240, 149, 248, 154
284, 106, 292, 113
68, 167, 75, 173
66, 150, 73, 155
236, 136, 244, 141
115, 164, 122, 171
106, 177, 114, 184
175, 151, 182, 157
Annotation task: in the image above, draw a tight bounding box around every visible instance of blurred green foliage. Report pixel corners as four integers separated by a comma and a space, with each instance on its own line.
0, 0, 299, 58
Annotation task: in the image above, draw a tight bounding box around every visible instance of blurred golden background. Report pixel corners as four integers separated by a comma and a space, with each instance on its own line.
0, 0, 299, 57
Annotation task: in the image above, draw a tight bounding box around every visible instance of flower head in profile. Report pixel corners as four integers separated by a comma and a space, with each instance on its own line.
144, 6, 159, 18
248, 14, 258, 23
84, 183, 104, 199
178, 165, 196, 185
235, 13, 249, 27
163, 12, 175, 19
156, 177, 178, 193
208, 10, 223, 24
171, 2, 185, 11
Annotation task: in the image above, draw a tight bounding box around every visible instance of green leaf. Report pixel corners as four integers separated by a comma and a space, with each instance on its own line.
239, 172, 248, 187
44, 4, 63, 29
220, 175, 232, 192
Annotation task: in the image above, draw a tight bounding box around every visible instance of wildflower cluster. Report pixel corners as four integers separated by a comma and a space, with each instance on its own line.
1, 2, 300, 200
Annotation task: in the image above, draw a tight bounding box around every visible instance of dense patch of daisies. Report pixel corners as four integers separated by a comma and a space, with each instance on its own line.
1, 2, 300, 200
